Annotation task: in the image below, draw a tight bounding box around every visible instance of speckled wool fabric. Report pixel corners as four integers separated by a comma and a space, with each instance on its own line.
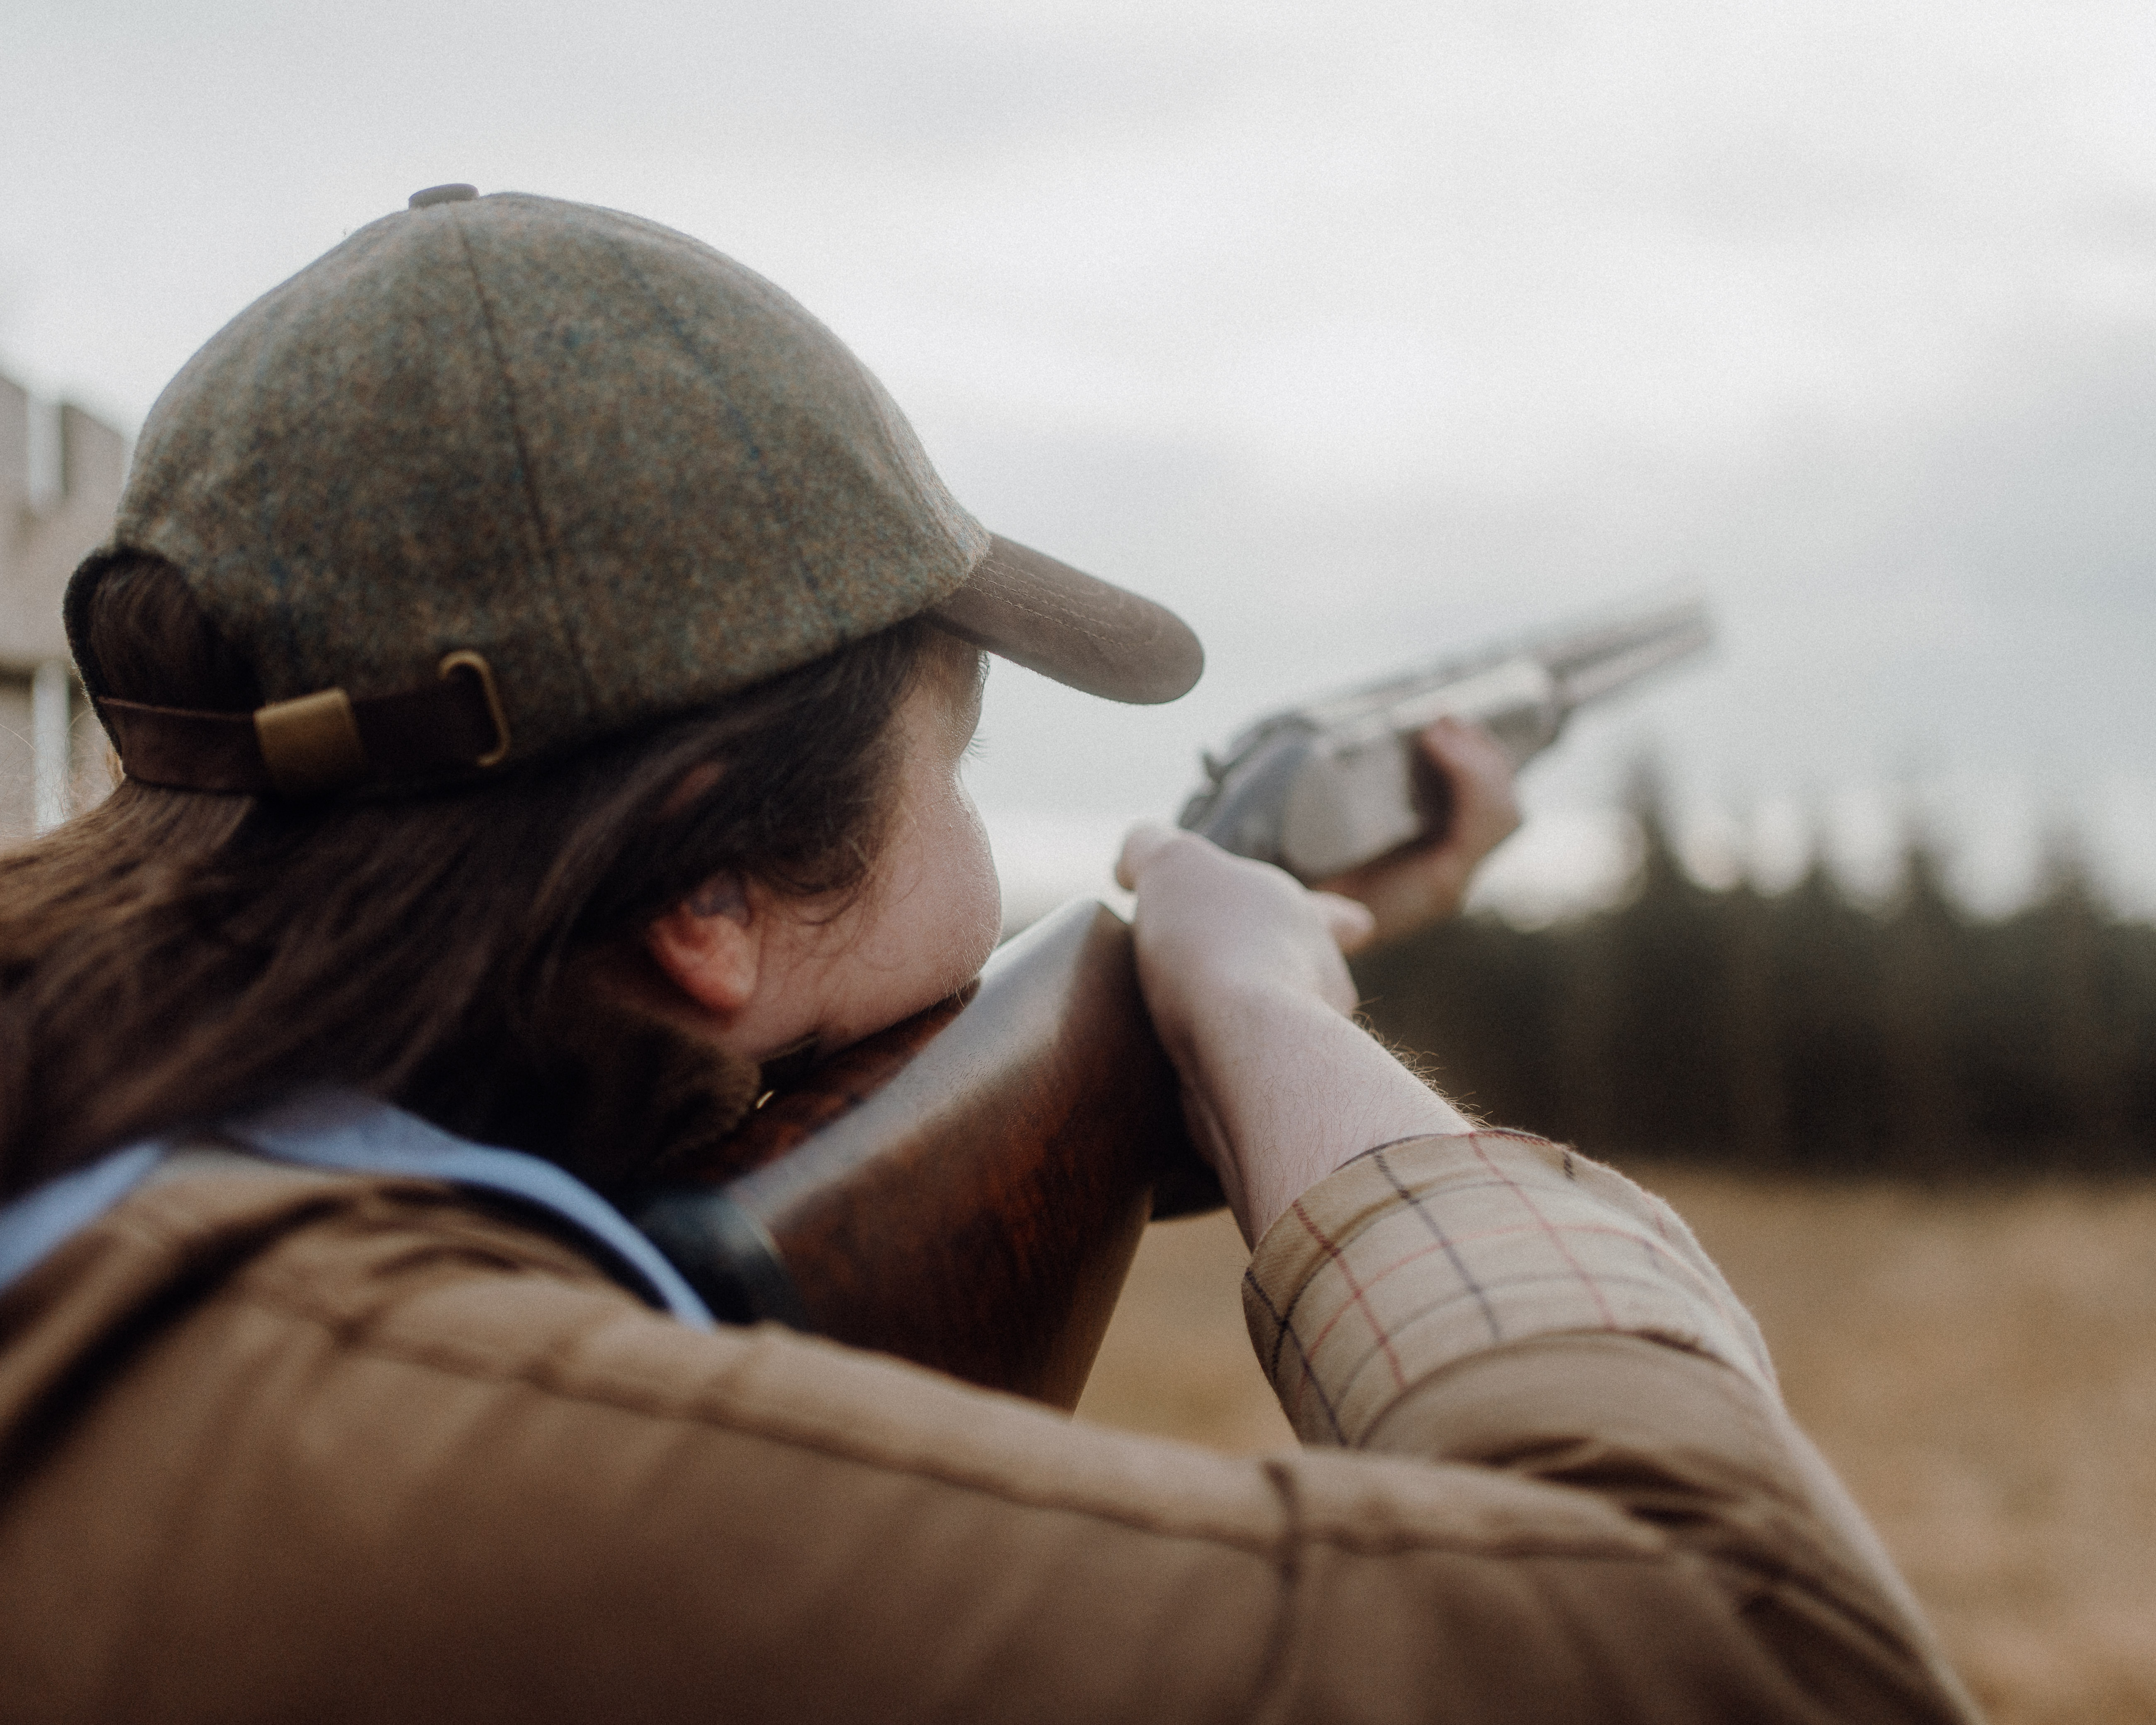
73, 192, 990, 762
1243, 1130, 1778, 1447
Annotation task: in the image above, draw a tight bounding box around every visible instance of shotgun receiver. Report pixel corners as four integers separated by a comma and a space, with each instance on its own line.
1179, 595, 1711, 880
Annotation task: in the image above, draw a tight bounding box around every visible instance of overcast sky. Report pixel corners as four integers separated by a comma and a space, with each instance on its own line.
5, 0, 2153, 919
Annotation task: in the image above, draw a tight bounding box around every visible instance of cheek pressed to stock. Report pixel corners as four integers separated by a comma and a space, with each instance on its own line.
642, 646, 1000, 1066
773, 648, 1002, 1055
829, 665, 1002, 1042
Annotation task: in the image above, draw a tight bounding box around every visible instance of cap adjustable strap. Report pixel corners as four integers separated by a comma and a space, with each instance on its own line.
97, 652, 513, 798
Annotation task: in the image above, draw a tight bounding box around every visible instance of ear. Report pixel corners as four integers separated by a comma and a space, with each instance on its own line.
646, 876, 762, 1017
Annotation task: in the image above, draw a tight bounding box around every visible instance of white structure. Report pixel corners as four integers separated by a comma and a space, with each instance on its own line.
0, 376, 126, 838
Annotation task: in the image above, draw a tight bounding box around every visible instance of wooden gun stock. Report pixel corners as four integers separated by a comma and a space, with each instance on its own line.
630, 900, 1218, 1410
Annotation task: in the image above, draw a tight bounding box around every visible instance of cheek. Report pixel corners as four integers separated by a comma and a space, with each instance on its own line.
843, 772, 1000, 1011
936, 777, 1003, 979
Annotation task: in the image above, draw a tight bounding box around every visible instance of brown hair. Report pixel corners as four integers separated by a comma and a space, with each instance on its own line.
0, 554, 954, 1201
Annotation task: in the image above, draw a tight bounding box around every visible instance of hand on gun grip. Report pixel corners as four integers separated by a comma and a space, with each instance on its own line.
1114, 826, 1370, 1208
1116, 825, 1367, 1024
1313, 716, 1523, 947
1115, 822, 1473, 1242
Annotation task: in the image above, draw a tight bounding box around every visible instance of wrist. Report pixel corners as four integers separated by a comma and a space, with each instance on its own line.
1162, 972, 1347, 1067
1172, 983, 1471, 1244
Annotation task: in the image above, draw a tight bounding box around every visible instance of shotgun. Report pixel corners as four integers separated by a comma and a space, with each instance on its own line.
629, 595, 1714, 1408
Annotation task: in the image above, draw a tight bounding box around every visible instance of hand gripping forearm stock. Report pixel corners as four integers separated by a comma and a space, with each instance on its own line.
628, 595, 1712, 1406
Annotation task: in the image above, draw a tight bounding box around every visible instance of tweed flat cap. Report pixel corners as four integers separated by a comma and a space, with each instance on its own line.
68, 188, 1202, 797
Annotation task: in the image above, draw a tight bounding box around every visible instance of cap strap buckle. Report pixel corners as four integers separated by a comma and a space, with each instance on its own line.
439, 650, 512, 768
99, 650, 515, 799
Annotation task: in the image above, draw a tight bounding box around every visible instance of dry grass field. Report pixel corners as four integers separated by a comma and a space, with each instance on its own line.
1075, 1168, 2156, 1725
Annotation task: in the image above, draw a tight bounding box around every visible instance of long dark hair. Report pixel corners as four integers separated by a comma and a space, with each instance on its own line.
0, 553, 948, 1201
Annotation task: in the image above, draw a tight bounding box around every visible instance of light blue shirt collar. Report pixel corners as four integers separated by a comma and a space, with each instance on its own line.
0, 1092, 714, 1327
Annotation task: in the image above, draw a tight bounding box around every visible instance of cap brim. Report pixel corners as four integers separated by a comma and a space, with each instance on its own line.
927, 536, 1204, 705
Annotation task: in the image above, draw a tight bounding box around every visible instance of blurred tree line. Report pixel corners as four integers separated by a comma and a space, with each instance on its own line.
1352, 772, 2156, 1172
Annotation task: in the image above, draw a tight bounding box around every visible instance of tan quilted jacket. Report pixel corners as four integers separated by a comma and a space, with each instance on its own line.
0, 1135, 1979, 1723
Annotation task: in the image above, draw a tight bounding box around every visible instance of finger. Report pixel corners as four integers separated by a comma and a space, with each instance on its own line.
1416, 714, 1508, 787
1417, 718, 1522, 848
1114, 821, 1181, 891
1311, 891, 1378, 955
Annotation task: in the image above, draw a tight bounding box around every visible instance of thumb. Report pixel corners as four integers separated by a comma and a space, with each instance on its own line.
1115, 821, 1181, 891
1311, 891, 1378, 955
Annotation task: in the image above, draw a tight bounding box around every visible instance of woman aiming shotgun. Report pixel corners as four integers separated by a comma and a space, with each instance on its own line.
0, 188, 1974, 1723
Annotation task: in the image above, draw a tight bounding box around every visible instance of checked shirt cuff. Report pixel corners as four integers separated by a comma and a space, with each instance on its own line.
1241, 1131, 1778, 1448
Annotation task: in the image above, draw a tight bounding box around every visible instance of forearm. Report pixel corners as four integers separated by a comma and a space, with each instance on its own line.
1170, 984, 1471, 1243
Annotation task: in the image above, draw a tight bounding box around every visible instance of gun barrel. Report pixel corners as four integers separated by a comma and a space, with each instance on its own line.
1539, 597, 1713, 712
1558, 620, 1712, 710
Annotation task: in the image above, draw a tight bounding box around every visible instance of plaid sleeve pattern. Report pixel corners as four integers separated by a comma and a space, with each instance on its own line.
1242, 1131, 1778, 1447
